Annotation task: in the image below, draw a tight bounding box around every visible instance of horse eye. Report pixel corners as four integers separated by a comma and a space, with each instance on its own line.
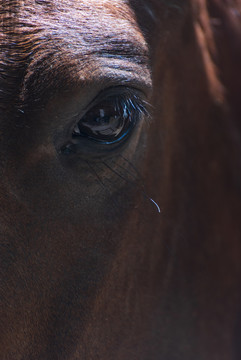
72, 97, 137, 145
60, 91, 148, 155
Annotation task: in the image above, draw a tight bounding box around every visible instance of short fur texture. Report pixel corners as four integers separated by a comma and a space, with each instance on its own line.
1, 1, 241, 359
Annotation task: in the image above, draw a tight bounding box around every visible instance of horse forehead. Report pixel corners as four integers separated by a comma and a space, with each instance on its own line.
2, 0, 151, 111
5, 0, 148, 61
16, 0, 144, 40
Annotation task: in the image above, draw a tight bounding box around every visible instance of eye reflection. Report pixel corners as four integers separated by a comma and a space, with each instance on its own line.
73, 100, 132, 144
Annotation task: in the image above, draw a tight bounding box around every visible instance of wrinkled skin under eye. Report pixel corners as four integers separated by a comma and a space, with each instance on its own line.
61, 90, 148, 155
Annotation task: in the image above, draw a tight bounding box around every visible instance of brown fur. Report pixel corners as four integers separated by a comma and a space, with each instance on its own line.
0, 1, 241, 359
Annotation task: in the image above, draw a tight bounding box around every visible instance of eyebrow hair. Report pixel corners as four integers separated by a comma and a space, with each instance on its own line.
0, 1, 151, 115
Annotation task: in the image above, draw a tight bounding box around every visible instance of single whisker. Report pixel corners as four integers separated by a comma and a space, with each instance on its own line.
149, 198, 161, 213
102, 160, 161, 214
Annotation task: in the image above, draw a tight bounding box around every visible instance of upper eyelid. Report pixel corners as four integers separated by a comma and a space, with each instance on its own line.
20, 55, 152, 111
82, 86, 147, 113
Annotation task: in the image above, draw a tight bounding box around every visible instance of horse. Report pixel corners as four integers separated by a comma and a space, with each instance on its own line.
0, 0, 241, 359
